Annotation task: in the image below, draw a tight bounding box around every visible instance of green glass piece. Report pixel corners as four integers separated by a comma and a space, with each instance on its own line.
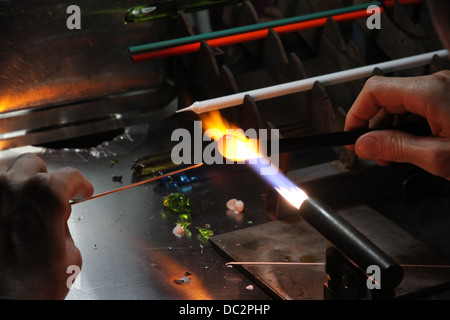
124, 4, 172, 23
177, 221, 191, 229
124, 0, 251, 24
163, 193, 191, 213
177, 213, 191, 222
196, 226, 214, 239
177, 221, 192, 236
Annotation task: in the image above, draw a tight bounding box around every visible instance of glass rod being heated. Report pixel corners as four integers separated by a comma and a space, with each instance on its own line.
70, 163, 203, 205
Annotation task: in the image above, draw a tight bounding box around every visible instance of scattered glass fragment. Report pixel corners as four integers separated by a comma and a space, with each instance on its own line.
172, 224, 185, 238
163, 193, 191, 213
226, 199, 237, 210
226, 198, 244, 213
112, 175, 123, 183
196, 226, 214, 239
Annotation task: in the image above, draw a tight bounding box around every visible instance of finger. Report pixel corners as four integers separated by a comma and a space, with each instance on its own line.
369, 108, 395, 129
355, 130, 450, 179
50, 167, 94, 203
65, 223, 82, 269
6, 153, 47, 180
345, 73, 450, 132
375, 159, 391, 167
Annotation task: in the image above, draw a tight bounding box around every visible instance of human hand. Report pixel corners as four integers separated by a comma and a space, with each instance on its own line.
345, 70, 450, 180
0, 153, 93, 299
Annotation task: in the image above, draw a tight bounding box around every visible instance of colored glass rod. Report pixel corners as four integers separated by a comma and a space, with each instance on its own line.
132, 8, 376, 62
130, 0, 422, 62
130, 2, 381, 55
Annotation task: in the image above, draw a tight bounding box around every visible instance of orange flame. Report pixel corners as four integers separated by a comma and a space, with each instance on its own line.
200, 110, 309, 210
200, 111, 260, 162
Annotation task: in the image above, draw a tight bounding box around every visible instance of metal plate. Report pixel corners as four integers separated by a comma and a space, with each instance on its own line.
211, 205, 450, 299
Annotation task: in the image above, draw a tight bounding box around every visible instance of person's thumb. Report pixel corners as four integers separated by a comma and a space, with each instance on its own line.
355, 130, 450, 180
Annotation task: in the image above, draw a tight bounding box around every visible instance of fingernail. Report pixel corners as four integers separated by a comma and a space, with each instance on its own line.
357, 135, 380, 159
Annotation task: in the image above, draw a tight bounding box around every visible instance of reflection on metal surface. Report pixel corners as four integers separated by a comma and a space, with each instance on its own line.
144, 245, 214, 300
0, 85, 177, 150
0, 0, 174, 149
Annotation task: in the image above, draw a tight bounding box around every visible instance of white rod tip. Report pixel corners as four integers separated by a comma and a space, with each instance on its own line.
175, 105, 195, 113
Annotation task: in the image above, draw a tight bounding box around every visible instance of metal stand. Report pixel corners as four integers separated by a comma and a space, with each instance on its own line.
210, 203, 450, 300
324, 246, 396, 300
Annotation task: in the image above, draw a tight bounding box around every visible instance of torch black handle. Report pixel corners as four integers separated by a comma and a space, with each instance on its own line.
299, 198, 404, 290
269, 120, 431, 153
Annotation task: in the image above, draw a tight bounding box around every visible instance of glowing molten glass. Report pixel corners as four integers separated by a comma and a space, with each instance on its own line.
217, 134, 259, 162
201, 110, 309, 209
201, 110, 260, 162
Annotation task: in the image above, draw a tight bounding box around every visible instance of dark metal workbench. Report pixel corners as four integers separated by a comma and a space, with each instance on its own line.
2, 0, 450, 301
28, 119, 277, 300
1, 116, 450, 300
